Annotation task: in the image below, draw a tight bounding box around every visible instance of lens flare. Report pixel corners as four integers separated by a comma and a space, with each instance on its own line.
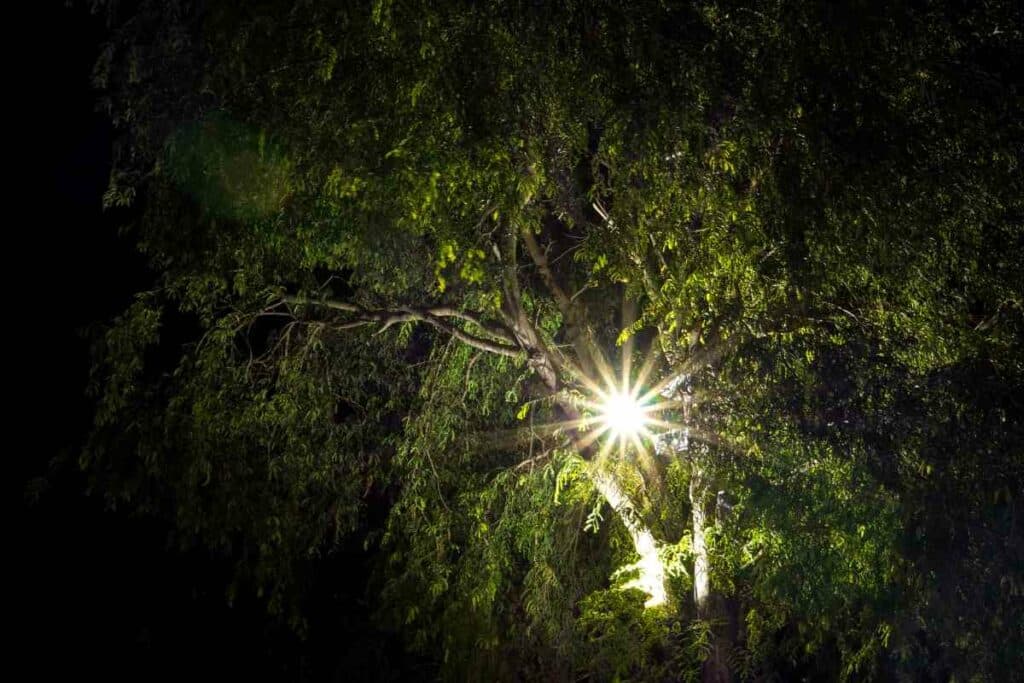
572, 354, 685, 459
600, 390, 650, 440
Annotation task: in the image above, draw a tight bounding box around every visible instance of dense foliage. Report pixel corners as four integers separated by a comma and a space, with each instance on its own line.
85, 0, 1022, 679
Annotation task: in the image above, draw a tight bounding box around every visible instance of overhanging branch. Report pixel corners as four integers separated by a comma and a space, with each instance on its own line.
282, 295, 523, 358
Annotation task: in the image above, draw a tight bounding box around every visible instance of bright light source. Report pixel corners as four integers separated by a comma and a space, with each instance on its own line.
600, 390, 649, 440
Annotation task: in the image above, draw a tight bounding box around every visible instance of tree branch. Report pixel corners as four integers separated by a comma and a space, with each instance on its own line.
519, 226, 603, 378
519, 227, 573, 313
282, 295, 523, 357
494, 227, 569, 391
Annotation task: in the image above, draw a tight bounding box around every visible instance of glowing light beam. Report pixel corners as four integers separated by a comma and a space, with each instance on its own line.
600, 390, 650, 441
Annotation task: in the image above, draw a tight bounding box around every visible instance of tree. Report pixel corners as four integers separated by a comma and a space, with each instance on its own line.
85, 0, 1022, 679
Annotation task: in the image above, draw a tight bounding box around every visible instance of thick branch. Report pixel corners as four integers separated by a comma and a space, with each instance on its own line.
520, 227, 574, 313
495, 227, 563, 390
520, 227, 602, 377
282, 295, 522, 357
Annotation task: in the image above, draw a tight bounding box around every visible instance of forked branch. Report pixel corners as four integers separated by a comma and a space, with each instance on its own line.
282, 295, 523, 357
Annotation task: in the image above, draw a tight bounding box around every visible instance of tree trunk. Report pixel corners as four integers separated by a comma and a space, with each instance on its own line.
691, 467, 711, 615
591, 470, 667, 608
691, 465, 732, 683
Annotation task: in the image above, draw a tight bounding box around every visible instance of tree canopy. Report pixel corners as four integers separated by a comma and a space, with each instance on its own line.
85, 0, 1022, 679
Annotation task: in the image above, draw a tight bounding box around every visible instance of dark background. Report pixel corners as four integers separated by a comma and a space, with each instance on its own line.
14, 4, 345, 680
18, 2, 263, 679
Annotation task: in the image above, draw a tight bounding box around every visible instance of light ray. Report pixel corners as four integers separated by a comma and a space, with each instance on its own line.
575, 422, 614, 454
631, 351, 663, 399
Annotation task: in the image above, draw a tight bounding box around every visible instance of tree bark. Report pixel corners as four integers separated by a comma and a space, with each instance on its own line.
591, 470, 667, 607
691, 464, 732, 683
691, 466, 712, 617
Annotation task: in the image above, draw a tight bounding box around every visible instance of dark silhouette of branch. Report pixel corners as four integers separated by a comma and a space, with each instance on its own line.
282, 295, 522, 357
